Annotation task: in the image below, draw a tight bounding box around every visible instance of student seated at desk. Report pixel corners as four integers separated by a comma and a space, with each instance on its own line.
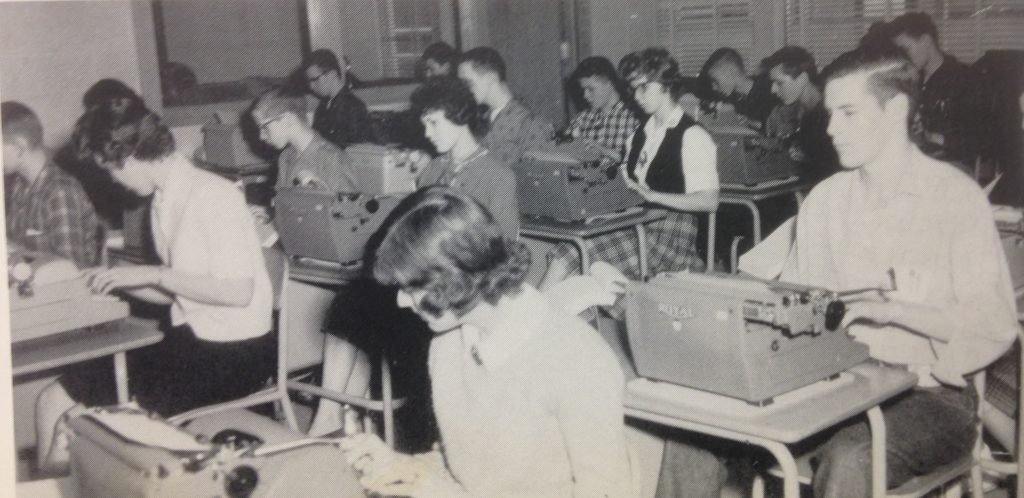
341, 186, 635, 498
539, 48, 719, 295
251, 89, 360, 192
420, 41, 459, 79
4, 101, 107, 471
304, 49, 377, 149
763, 46, 839, 185
311, 76, 521, 438
457, 47, 553, 166
658, 45, 1018, 498
37, 104, 275, 470
561, 56, 641, 162
700, 47, 779, 130
251, 89, 378, 437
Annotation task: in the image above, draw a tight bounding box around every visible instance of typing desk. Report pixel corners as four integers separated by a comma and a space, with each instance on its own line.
624, 362, 917, 498
521, 208, 710, 278
720, 177, 813, 244
12, 317, 164, 404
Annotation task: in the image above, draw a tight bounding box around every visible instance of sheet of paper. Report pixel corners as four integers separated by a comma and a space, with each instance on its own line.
84, 410, 212, 453
738, 217, 796, 280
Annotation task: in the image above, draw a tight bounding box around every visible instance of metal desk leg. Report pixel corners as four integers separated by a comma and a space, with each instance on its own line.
795, 191, 806, 206
707, 212, 717, 272
573, 236, 591, 276
761, 439, 801, 498
114, 351, 129, 404
382, 359, 395, 447
634, 224, 649, 279
866, 406, 887, 498
734, 198, 762, 244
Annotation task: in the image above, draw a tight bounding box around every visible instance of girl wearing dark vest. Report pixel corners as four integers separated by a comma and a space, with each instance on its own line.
540, 48, 719, 295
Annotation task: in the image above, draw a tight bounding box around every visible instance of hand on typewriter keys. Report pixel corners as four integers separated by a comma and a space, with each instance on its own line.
85, 265, 161, 295
341, 434, 462, 498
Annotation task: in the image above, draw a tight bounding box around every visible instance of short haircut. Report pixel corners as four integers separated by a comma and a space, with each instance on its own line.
304, 48, 342, 75
373, 186, 530, 318
887, 12, 939, 43
252, 88, 308, 122
763, 46, 818, 81
410, 76, 489, 139
459, 47, 507, 82
571, 56, 629, 106
421, 41, 459, 67
619, 47, 694, 101
822, 45, 920, 123
1, 101, 44, 148
702, 47, 745, 75
82, 79, 142, 111
72, 104, 175, 169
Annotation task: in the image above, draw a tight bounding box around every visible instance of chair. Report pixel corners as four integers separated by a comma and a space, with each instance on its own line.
753, 373, 986, 497
979, 324, 1024, 498
169, 259, 406, 446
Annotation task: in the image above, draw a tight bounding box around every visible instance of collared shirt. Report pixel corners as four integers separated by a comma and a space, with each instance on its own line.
781, 147, 1017, 387
276, 134, 360, 192
482, 99, 553, 165
565, 100, 641, 158
5, 162, 100, 268
626, 107, 718, 193
428, 286, 633, 498
312, 88, 376, 149
151, 154, 273, 342
417, 149, 519, 240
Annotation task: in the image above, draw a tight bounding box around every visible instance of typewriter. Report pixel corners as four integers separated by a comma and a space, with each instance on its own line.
345, 143, 420, 195
698, 107, 797, 186
516, 143, 642, 221
273, 188, 402, 277
8, 246, 129, 343
626, 271, 869, 405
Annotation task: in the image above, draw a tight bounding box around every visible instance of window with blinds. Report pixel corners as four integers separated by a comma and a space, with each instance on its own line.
657, 0, 756, 76
786, 0, 1024, 68
377, 0, 446, 78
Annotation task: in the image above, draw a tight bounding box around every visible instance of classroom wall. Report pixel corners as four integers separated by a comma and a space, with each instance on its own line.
0, 0, 145, 148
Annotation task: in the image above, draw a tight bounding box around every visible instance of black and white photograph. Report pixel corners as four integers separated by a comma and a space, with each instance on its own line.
2, 0, 1023, 496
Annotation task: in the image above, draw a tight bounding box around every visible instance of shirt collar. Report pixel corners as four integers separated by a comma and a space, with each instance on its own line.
464, 285, 547, 371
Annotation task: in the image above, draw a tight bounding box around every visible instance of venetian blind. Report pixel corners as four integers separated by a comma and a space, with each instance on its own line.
657, 0, 756, 76
786, 0, 1024, 68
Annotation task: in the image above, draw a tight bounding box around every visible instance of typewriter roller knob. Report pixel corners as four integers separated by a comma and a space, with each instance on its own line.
825, 301, 846, 331
365, 199, 380, 214
225, 465, 259, 498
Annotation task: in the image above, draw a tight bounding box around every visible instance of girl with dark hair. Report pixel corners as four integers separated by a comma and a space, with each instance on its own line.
78, 105, 274, 411
562, 56, 641, 161
540, 48, 719, 293
411, 76, 519, 240
342, 186, 634, 498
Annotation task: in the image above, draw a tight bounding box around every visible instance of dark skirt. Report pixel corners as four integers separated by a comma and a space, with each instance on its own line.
127, 324, 275, 417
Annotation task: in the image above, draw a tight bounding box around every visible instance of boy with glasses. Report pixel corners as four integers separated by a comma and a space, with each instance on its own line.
303, 49, 376, 149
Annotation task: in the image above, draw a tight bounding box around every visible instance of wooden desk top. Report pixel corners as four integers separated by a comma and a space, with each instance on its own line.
520, 208, 669, 239
12, 317, 164, 376
625, 362, 917, 443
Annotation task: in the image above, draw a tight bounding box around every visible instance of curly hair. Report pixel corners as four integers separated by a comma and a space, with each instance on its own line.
373, 186, 530, 318
619, 47, 693, 102
72, 104, 175, 169
410, 76, 490, 139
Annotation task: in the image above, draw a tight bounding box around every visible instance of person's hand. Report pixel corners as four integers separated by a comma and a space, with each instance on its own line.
839, 289, 904, 329
400, 149, 432, 177
621, 165, 657, 202
359, 452, 462, 498
85, 266, 161, 295
340, 433, 403, 476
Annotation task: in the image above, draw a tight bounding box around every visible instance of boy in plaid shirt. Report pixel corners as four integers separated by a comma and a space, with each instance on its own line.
3, 101, 100, 268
